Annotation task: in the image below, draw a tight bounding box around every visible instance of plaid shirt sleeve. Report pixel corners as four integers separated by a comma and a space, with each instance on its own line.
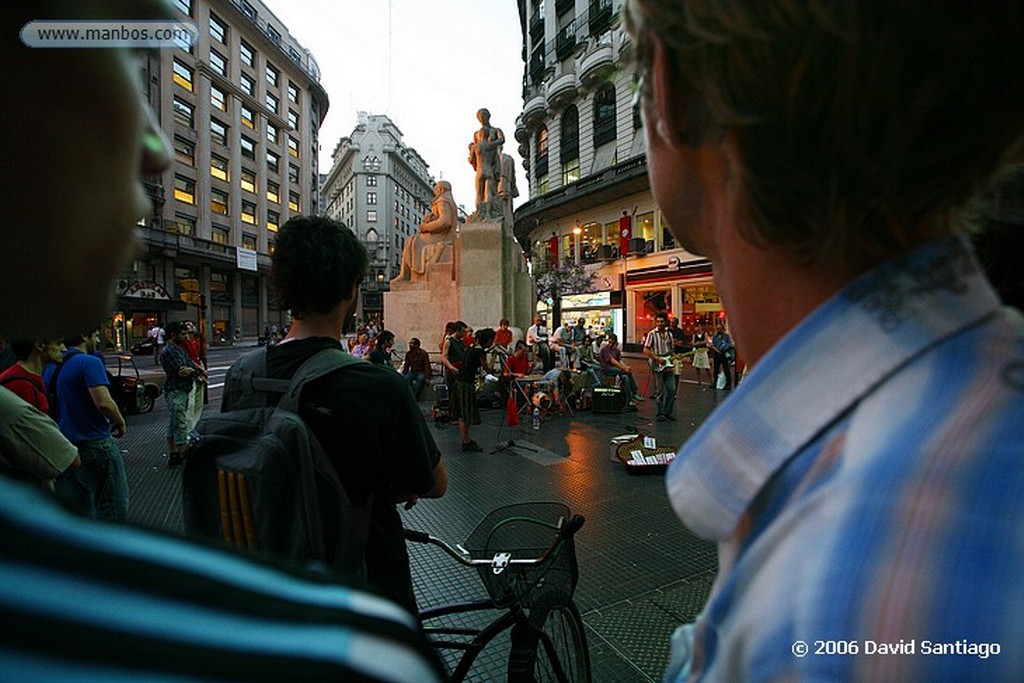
665, 238, 1024, 681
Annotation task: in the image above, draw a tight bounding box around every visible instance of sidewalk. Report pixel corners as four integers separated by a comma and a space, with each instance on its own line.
120, 357, 726, 681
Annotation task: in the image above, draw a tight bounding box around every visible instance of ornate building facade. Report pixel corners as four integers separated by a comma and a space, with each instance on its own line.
513, 0, 724, 349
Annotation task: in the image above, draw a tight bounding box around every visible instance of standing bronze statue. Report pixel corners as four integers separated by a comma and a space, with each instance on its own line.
468, 108, 505, 220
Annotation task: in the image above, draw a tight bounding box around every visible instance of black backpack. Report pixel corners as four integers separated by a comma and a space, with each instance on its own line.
182, 347, 370, 579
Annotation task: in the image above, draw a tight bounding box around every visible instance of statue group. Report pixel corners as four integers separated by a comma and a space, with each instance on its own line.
391, 108, 518, 286
468, 108, 517, 221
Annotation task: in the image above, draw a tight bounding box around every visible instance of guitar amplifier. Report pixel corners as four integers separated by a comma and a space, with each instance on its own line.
591, 386, 623, 413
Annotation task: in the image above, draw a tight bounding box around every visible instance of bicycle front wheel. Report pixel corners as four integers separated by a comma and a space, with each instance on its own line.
532, 601, 591, 682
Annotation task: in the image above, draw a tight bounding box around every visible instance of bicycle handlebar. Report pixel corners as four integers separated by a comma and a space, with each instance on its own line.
404, 514, 586, 569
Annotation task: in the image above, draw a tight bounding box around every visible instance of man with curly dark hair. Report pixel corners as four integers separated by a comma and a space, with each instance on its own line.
257, 216, 447, 611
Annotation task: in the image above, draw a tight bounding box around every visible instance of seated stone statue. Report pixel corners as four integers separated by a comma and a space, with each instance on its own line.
391, 180, 457, 284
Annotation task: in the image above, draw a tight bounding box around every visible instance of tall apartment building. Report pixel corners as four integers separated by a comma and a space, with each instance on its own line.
513, 0, 722, 350
113, 0, 328, 349
322, 113, 434, 323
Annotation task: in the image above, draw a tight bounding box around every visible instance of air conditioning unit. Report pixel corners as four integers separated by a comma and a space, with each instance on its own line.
628, 237, 646, 254
597, 244, 616, 260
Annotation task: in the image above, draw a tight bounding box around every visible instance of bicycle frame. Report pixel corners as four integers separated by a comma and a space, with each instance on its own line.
405, 510, 587, 681
419, 598, 572, 682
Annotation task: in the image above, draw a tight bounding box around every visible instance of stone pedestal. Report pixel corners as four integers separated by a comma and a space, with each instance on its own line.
384, 219, 533, 352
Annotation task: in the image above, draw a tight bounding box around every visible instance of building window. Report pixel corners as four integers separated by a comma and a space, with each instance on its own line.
210, 188, 229, 215
241, 202, 257, 225
173, 28, 193, 53
288, 110, 299, 130
266, 25, 281, 45
265, 63, 278, 87
240, 104, 255, 129
288, 192, 300, 212
210, 118, 227, 146
265, 91, 278, 114
366, 175, 378, 187
287, 136, 299, 158
561, 159, 580, 186
170, 214, 196, 235
287, 82, 299, 104
560, 105, 580, 185
288, 164, 299, 183
242, 232, 257, 249
593, 82, 617, 147
241, 168, 256, 193
210, 85, 226, 111
210, 154, 228, 181
209, 49, 226, 76
240, 72, 254, 97
367, 191, 377, 205
242, 1, 257, 20
239, 39, 254, 67
173, 0, 191, 16
535, 125, 549, 178
267, 210, 280, 232
266, 180, 280, 203
172, 58, 193, 91
240, 136, 256, 161
209, 12, 227, 44
266, 151, 279, 174
173, 136, 194, 166
366, 209, 377, 222
266, 123, 279, 144
212, 226, 230, 245
173, 97, 194, 128
173, 175, 195, 204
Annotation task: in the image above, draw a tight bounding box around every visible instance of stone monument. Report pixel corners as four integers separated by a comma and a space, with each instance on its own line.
384, 110, 533, 352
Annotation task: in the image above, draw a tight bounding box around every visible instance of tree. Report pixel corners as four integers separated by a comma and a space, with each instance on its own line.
531, 241, 596, 327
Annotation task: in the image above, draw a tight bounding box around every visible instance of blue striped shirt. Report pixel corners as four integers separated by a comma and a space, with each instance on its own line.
0, 467, 444, 681
665, 237, 1024, 681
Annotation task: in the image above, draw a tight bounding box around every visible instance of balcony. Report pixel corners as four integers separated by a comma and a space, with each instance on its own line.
579, 43, 614, 89
546, 71, 578, 111
556, 20, 578, 61
588, 0, 613, 36
515, 114, 530, 143
555, 0, 574, 16
523, 93, 548, 127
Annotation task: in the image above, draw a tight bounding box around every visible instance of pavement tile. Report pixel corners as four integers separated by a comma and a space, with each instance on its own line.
119, 353, 723, 681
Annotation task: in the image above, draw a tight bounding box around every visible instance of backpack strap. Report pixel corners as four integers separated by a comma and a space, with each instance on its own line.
276, 348, 362, 414
223, 346, 361, 412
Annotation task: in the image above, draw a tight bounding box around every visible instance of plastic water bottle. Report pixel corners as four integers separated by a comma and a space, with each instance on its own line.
532, 407, 541, 431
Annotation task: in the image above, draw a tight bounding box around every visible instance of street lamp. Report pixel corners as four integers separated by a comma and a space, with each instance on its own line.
573, 225, 582, 265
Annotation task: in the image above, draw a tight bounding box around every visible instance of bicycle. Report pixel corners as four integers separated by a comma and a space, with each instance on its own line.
404, 502, 591, 682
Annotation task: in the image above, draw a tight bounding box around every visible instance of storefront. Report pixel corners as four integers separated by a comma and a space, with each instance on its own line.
558, 290, 624, 342
622, 258, 724, 351
113, 280, 187, 352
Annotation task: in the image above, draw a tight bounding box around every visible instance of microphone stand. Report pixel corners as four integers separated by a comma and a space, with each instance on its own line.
491, 348, 538, 454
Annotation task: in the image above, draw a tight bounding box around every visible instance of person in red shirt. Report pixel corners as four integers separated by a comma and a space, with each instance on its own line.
504, 341, 533, 377
400, 337, 433, 399
0, 339, 65, 413
495, 318, 514, 351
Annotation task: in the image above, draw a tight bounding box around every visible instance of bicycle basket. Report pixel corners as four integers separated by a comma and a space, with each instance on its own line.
463, 502, 579, 610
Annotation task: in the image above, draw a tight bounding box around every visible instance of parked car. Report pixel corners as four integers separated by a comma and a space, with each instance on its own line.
108, 355, 160, 414
130, 338, 156, 356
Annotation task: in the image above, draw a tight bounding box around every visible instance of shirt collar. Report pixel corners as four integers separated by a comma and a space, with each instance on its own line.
666, 236, 1002, 539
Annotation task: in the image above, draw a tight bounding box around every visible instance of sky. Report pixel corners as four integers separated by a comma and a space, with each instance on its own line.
263, 0, 528, 211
